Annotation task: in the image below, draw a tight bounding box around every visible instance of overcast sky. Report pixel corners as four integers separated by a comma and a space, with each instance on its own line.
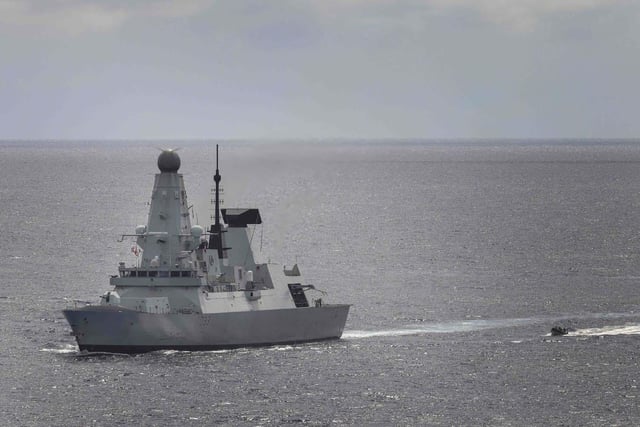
0, 0, 638, 140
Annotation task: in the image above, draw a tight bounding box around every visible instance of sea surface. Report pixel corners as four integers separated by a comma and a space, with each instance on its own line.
2, 139, 640, 426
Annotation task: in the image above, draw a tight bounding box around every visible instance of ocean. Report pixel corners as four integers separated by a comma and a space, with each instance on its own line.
2, 140, 640, 425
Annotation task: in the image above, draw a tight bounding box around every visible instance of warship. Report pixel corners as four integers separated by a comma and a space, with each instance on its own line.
63, 146, 350, 353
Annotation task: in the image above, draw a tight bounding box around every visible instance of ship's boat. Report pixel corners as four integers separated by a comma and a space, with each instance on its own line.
550, 326, 574, 336
63, 147, 350, 353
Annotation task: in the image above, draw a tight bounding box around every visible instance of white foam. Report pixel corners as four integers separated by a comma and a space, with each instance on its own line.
271, 345, 295, 351
343, 329, 427, 339
343, 317, 536, 340
345, 312, 640, 341
40, 344, 77, 354
205, 349, 234, 354
571, 324, 640, 337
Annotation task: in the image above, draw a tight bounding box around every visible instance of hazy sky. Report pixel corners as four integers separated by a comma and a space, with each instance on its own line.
1, 0, 638, 140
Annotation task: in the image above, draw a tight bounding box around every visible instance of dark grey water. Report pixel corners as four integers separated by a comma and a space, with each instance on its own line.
3, 140, 640, 425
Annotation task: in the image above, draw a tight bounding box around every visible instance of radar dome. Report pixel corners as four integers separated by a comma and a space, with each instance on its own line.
157, 150, 181, 173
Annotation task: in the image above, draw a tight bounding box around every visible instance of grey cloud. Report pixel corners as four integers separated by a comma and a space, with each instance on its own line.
0, 0, 638, 139
0, 0, 216, 35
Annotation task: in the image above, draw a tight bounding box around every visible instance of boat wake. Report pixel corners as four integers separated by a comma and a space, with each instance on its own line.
343, 317, 535, 339
41, 344, 134, 357
569, 324, 640, 337
345, 311, 640, 340
40, 344, 77, 354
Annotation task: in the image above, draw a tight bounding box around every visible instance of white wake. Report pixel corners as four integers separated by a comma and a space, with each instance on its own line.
344, 312, 640, 340
343, 317, 535, 339
570, 324, 640, 337
40, 344, 77, 354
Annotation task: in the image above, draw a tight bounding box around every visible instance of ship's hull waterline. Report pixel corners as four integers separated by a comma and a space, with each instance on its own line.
64, 304, 350, 354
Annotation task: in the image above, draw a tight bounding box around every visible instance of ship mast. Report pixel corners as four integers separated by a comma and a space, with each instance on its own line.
209, 144, 224, 258
214, 144, 221, 227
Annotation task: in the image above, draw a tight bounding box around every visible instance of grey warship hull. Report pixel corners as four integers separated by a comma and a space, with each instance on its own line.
63, 147, 351, 354
64, 304, 350, 354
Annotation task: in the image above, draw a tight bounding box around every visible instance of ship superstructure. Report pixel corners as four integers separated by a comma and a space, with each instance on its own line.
63, 147, 350, 353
